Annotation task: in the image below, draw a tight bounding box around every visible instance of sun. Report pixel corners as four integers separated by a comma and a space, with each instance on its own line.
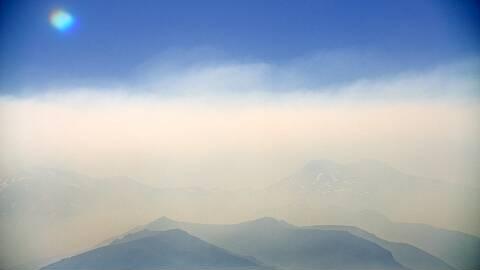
49, 9, 75, 32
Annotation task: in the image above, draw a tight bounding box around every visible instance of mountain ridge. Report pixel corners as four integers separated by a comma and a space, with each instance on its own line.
41, 229, 266, 270
114, 216, 410, 270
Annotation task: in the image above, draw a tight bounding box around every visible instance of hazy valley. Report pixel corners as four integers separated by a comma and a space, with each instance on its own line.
1, 160, 479, 270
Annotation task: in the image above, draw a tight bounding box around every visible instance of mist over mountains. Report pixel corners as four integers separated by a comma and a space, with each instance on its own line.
43, 218, 409, 270
2, 0, 479, 269
41, 215, 480, 270
349, 214, 480, 270
267, 160, 479, 229
308, 224, 455, 270
1, 160, 479, 270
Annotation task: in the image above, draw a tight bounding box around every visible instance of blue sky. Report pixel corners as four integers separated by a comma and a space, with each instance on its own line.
0, 0, 479, 93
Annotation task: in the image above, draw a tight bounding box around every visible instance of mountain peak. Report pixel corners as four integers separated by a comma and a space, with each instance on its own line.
270, 159, 346, 193
303, 159, 339, 172
151, 216, 181, 225
240, 217, 292, 228
42, 228, 260, 270
155, 216, 176, 223
144, 216, 184, 231
110, 228, 191, 246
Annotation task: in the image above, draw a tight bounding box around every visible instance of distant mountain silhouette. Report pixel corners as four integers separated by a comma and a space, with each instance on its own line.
107, 216, 409, 270
354, 212, 480, 270
0, 168, 174, 270
41, 229, 263, 270
265, 160, 479, 238
307, 224, 456, 270
3, 163, 479, 270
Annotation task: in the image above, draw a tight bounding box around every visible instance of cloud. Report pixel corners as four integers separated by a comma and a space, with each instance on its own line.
147, 50, 479, 97
9, 48, 478, 100
0, 55, 479, 262
1, 55, 479, 190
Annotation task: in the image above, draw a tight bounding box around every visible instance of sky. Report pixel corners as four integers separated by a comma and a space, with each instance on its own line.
1, 3, 480, 269
0, 0, 479, 188
1, 0, 479, 91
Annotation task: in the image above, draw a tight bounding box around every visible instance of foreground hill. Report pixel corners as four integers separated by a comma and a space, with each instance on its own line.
108, 216, 408, 270
41, 229, 263, 270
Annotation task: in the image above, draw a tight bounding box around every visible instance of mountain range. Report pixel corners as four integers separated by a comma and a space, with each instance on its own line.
99, 216, 460, 270
1, 160, 479, 270
45, 217, 407, 270
267, 160, 479, 233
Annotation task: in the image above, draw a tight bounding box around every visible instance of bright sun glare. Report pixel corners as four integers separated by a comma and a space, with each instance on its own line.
49, 9, 75, 32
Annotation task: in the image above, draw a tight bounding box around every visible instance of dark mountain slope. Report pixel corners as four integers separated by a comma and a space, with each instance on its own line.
41, 229, 262, 270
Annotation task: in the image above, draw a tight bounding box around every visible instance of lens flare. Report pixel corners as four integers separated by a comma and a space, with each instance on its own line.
49, 9, 75, 32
